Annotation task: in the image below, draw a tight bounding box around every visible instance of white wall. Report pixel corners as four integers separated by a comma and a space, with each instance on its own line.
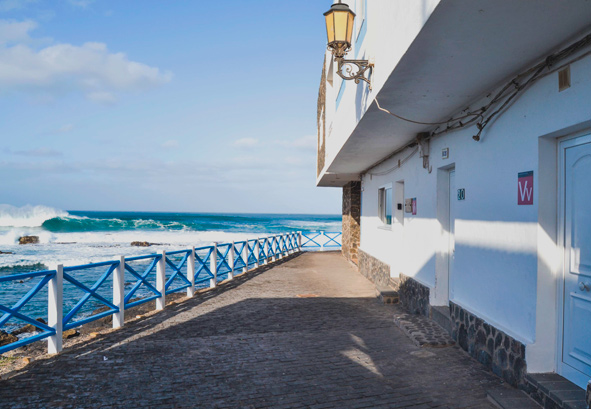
359, 53, 591, 351
322, 0, 441, 172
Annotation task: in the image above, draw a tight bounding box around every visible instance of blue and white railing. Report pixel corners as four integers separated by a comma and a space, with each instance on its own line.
0, 231, 341, 355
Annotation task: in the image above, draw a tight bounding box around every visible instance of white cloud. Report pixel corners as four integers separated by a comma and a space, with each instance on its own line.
0, 0, 37, 12
0, 19, 172, 101
161, 139, 179, 149
86, 91, 116, 103
0, 19, 37, 44
233, 137, 258, 148
276, 135, 316, 151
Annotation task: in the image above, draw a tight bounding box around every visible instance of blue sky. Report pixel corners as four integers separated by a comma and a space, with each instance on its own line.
0, 0, 341, 214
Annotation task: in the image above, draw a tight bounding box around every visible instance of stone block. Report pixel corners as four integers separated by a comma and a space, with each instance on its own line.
450, 301, 527, 387
358, 250, 390, 288
398, 274, 430, 316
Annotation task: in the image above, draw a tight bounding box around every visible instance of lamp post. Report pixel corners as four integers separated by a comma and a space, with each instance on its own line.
324, 1, 372, 87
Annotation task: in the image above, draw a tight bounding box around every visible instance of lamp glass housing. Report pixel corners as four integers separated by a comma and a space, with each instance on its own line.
324, 3, 355, 56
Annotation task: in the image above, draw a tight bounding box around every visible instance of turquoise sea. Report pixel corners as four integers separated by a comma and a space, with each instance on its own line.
0, 205, 341, 333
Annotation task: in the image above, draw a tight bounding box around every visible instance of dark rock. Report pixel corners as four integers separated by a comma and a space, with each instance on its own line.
585, 380, 590, 409
514, 357, 526, 382
11, 318, 47, 336
477, 350, 492, 368
0, 250, 14, 254
18, 236, 39, 245
475, 330, 487, 348
131, 241, 151, 247
0, 330, 18, 347
458, 324, 468, 351
492, 363, 503, 378
503, 335, 510, 350
495, 332, 503, 349
503, 369, 517, 386
63, 329, 80, 339
497, 348, 508, 368
487, 337, 494, 354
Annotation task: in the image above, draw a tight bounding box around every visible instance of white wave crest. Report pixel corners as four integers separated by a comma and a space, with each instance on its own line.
0, 204, 69, 228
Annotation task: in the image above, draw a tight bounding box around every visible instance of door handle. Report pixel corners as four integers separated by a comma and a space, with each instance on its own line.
579, 282, 591, 291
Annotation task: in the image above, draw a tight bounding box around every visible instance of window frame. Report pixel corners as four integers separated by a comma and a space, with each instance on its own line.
378, 185, 393, 226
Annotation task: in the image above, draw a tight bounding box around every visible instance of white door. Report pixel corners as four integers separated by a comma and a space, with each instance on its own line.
562, 135, 591, 387
449, 170, 456, 299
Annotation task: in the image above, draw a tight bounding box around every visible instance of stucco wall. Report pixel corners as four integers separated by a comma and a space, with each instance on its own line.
359, 53, 591, 350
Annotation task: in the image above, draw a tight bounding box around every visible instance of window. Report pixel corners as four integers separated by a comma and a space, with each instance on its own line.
379, 187, 392, 225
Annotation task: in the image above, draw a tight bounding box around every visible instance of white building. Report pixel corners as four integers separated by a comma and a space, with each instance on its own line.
317, 0, 591, 404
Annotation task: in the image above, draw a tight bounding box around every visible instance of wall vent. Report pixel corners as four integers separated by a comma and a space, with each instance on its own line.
558, 65, 571, 92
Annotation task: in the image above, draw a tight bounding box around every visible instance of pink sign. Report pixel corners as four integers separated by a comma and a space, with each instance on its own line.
518, 171, 533, 205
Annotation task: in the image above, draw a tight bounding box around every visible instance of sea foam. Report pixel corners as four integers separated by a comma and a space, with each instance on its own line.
0, 204, 70, 228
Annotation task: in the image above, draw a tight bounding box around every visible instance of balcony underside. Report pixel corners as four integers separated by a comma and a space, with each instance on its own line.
318, 0, 591, 187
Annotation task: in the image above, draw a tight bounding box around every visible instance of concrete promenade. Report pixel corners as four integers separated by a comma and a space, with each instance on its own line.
0, 252, 504, 408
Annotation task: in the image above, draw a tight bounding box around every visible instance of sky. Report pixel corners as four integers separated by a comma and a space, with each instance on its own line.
0, 0, 341, 214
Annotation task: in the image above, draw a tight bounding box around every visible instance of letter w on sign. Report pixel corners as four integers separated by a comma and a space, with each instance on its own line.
518, 171, 534, 205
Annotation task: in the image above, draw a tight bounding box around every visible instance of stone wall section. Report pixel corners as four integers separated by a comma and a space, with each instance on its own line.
342, 181, 361, 265
317, 56, 326, 177
398, 274, 430, 316
358, 249, 390, 287
586, 381, 590, 409
450, 302, 527, 387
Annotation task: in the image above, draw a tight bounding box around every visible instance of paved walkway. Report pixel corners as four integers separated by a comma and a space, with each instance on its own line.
0, 252, 504, 409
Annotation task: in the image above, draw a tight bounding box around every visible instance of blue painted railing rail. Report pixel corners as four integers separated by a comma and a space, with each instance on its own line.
0, 231, 340, 355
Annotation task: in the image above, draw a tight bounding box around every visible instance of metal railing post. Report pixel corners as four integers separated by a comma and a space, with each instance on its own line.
242, 242, 249, 273
298, 231, 302, 252
321, 231, 325, 252
228, 242, 235, 280
156, 251, 166, 310
271, 236, 277, 262
187, 247, 196, 297
113, 256, 125, 328
210, 244, 217, 288
48, 264, 63, 354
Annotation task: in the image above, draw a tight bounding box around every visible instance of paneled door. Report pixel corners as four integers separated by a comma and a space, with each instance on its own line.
561, 134, 591, 387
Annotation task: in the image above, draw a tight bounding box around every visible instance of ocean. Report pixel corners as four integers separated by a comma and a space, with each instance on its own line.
0, 205, 341, 332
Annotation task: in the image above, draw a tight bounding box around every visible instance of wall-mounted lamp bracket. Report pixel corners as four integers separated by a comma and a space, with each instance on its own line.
335, 57, 373, 88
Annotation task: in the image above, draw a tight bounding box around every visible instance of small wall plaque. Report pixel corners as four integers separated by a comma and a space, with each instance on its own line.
457, 189, 465, 201
518, 171, 533, 205
442, 148, 449, 160
405, 198, 412, 213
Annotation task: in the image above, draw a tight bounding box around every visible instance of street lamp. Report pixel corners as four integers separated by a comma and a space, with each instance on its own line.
324, 1, 372, 87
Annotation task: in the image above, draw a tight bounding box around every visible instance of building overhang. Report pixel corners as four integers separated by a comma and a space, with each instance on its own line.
317, 0, 591, 186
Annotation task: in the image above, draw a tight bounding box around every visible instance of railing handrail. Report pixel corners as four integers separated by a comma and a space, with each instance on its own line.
0, 230, 341, 355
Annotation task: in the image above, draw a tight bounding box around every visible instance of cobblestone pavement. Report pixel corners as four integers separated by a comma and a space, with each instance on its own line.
393, 312, 455, 348
0, 252, 504, 409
